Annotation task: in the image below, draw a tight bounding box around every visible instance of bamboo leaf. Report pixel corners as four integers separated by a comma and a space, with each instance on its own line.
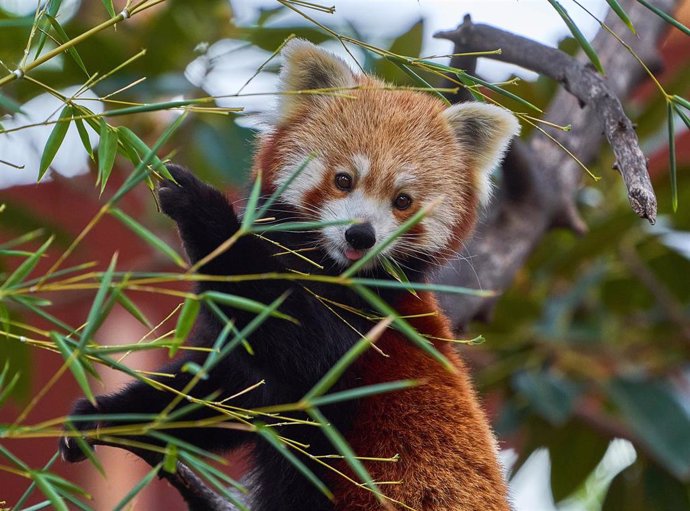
98, 121, 118, 192
460, 72, 542, 112
667, 102, 678, 212
248, 218, 353, 233
73, 117, 94, 160
101, 0, 116, 17
309, 380, 418, 407
307, 407, 381, 499
255, 154, 315, 220
109, 208, 186, 268
112, 463, 162, 511
114, 290, 152, 328
32, 473, 68, 511
52, 332, 96, 405
65, 424, 104, 476
390, 59, 449, 105
1, 235, 54, 289
39, 105, 72, 182
13, 452, 60, 511
605, 0, 637, 34
257, 425, 333, 499
381, 256, 417, 297
636, 0, 690, 36
546, 0, 604, 73
46, 14, 88, 75
203, 291, 296, 323
170, 297, 200, 357
34, 0, 64, 59
241, 171, 263, 229
353, 284, 455, 372
78, 253, 118, 349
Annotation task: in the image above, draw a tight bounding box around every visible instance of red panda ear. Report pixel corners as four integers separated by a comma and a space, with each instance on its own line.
277, 39, 357, 121
442, 103, 520, 205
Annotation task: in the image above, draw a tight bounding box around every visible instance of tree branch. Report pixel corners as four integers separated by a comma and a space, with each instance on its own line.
434, 0, 678, 329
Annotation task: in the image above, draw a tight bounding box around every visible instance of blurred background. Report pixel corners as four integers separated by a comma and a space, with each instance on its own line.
1, 0, 689, 509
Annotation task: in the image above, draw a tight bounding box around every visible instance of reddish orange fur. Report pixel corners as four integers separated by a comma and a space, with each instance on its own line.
327, 292, 509, 511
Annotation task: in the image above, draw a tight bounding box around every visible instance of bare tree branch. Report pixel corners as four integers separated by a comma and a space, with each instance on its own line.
434, 0, 678, 330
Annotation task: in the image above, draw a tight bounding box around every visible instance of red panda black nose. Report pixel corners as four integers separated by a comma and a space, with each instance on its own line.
345, 223, 376, 250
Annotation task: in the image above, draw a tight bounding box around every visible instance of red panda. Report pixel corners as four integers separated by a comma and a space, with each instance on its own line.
60, 39, 518, 511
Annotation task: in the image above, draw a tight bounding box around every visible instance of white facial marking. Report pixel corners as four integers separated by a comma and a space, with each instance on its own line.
351, 153, 371, 181
275, 155, 326, 207
320, 190, 397, 267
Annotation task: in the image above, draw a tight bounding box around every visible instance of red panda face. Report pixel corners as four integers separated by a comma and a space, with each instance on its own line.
253, 40, 520, 271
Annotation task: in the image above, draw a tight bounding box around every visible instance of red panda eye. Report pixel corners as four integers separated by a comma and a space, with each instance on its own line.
394, 194, 412, 211
335, 173, 353, 191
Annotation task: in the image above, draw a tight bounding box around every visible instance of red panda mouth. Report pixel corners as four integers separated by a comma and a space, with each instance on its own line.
344, 247, 365, 261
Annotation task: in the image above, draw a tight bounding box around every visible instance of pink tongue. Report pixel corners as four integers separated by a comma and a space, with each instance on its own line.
345, 248, 364, 261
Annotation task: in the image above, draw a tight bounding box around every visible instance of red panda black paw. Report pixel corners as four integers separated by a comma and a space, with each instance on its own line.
156, 164, 203, 221
59, 398, 99, 463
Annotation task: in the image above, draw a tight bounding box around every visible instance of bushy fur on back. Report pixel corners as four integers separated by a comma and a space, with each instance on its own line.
60, 39, 519, 511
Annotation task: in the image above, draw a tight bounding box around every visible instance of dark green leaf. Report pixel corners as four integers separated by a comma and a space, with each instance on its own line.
636, 0, 690, 36
513, 370, 580, 425
52, 332, 96, 405
109, 208, 186, 268
97, 121, 118, 192
1, 235, 53, 289
605, 0, 636, 34
73, 117, 94, 160
0, 92, 24, 114
546, 0, 604, 73
39, 105, 72, 182
101, 0, 116, 17
78, 254, 118, 349
112, 463, 161, 511
171, 297, 200, 356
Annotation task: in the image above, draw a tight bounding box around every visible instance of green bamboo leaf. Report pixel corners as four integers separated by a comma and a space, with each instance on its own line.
179, 453, 250, 510
204, 293, 289, 371
38, 105, 72, 182
32, 473, 68, 511
636, 0, 690, 36
103, 99, 212, 118
304, 329, 385, 401
547, 0, 604, 73
52, 332, 96, 405
148, 432, 228, 465
112, 463, 162, 511
667, 102, 678, 212
460, 72, 542, 112
605, 0, 637, 34
381, 256, 417, 297
241, 172, 264, 229
353, 284, 454, 372
170, 297, 200, 357
0, 92, 24, 114
258, 425, 333, 499
34, 0, 64, 59
390, 60, 450, 105
98, 121, 118, 192
203, 291, 296, 323
46, 14, 88, 75
309, 380, 418, 407
307, 407, 381, 499
675, 104, 690, 130
109, 208, 186, 268
255, 154, 315, 220
64, 424, 104, 476
101, 0, 115, 17
673, 95, 690, 111
110, 115, 186, 203
14, 452, 60, 511
351, 278, 494, 297
1, 235, 54, 289
41, 472, 91, 497
73, 117, 94, 160
248, 219, 353, 233
114, 290, 152, 328
78, 253, 118, 349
